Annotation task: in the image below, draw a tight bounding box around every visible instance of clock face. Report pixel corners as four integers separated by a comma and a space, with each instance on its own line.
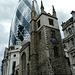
51, 38, 57, 44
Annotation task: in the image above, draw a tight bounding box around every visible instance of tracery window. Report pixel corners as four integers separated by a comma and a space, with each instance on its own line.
22, 53, 26, 75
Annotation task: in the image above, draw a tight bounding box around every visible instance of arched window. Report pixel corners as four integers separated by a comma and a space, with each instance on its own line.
53, 46, 59, 57
22, 53, 26, 75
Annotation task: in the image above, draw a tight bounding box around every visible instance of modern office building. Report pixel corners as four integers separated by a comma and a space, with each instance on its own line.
9, 0, 40, 46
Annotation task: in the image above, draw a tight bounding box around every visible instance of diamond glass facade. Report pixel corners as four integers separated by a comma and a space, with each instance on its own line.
9, 0, 39, 46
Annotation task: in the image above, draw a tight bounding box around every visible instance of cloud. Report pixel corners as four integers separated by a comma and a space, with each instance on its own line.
57, 10, 71, 38
0, 20, 11, 44
0, 20, 10, 75
37, 0, 73, 24
0, 64, 1, 75
0, 0, 18, 48
0, 0, 18, 21
0, 0, 18, 74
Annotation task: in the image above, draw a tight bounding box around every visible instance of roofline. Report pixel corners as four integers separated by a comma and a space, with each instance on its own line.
20, 42, 30, 53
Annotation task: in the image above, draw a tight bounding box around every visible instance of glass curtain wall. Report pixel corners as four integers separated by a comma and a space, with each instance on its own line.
9, 0, 39, 46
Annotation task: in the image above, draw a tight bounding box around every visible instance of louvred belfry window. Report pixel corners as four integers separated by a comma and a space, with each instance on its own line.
49, 18, 54, 25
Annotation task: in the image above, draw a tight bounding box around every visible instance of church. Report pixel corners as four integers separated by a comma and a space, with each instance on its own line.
1, 1, 71, 75
18, 1, 71, 75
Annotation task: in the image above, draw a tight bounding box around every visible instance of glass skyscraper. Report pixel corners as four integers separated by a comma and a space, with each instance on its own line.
9, 0, 39, 46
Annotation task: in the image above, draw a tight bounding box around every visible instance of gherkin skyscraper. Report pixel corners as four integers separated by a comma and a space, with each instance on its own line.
9, 0, 39, 46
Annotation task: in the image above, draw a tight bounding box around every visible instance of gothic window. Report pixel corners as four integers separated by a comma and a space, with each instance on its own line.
22, 53, 26, 75
53, 46, 59, 57
38, 31, 41, 40
51, 30, 55, 38
49, 18, 54, 25
38, 20, 41, 28
71, 38, 75, 45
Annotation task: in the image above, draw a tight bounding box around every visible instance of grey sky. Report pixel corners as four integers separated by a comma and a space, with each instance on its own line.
0, 0, 18, 75
0, 0, 75, 75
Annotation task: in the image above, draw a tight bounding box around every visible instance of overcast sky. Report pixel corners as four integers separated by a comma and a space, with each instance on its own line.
0, 0, 75, 74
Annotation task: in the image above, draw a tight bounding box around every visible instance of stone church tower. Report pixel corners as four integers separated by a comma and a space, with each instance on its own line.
30, 1, 71, 75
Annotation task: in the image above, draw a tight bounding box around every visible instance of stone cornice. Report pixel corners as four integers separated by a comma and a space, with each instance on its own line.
8, 50, 20, 54
62, 17, 75, 31
63, 33, 75, 42
68, 46, 75, 53
62, 21, 75, 31
30, 13, 58, 24
37, 13, 58, 21
37, 25, 59, 32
